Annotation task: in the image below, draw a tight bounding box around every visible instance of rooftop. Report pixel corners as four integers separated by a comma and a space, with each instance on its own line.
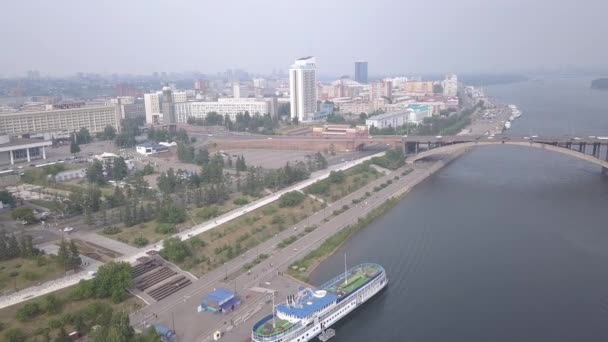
276, 289, 337, 319
367, 109, 412, 121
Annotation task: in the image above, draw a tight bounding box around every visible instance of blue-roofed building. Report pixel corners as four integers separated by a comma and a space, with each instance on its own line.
276, 289, 337, 322
199, 288, 241, 313
407, 104, 432, 123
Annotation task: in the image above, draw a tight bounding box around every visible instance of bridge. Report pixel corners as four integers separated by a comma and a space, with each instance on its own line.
403, 135, 608, 174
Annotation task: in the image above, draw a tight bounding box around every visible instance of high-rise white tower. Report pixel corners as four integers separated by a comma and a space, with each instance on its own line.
289, 56, 317, 122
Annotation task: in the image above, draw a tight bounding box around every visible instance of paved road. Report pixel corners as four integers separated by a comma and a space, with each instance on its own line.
71, 231, 139, 256
129, 152, 462, 342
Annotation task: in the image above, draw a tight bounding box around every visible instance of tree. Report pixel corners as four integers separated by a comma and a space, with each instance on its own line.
103, 125, 117, 140
70, 141, 80, 154
11, 207, 35, 224
53, 327, 70, 342
160, 237, 191, 263
3, 328, 27, 342
112, 157, 128, 180
76, 128, 92, 144
292, 116, 299, 125
433, 83, 444, 94
86, 160, 106, 185
279, 191, 305, 207
92, 261, 132, 303
0, 191, 16, 207
57, 239, 70, 270
69, 240, 82, 269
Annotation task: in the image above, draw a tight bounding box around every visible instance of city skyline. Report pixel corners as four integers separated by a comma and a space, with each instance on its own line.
2, 0, 608, 77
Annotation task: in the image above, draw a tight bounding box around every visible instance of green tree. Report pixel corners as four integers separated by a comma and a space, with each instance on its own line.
11, 207, 35, 224
86, 160, 106, 185
112, 157, 128, 180
279, 191, 305, 207
103, 125, 117, 140
92, 261, 132, 303
77, 128, 92, 144
53, 327, 70, 342
160, 237, 191, 263
0, 191, 16, 206
3, 328, 27, 342
57, 239, 70, 270
69, 240, 81, 269
70, 141, 80, 154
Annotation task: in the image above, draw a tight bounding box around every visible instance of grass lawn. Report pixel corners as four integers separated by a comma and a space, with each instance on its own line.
29, 199, 65, 212
99, 221, 170, 247
305, 163, 381, 203
0, 256, 65, 294
178, 197, 320, 276
0, 285, 143, 340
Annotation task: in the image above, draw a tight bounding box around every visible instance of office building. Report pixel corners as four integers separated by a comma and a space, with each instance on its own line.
404, 81, 434, 94
354, 61, 368, 84
0, 105, 119, 139
111, 97, 145, 120
144, 90, 187, 124
370, 80, 393, 101
289, 56, 317, 121
162, 86, 176, 124
442, 73, 458, 97
174, 98, 273, 123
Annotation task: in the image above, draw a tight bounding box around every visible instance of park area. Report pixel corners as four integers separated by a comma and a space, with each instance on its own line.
173, 194, 321, 277
0, 256, 64, 294
304, 162, 381, 202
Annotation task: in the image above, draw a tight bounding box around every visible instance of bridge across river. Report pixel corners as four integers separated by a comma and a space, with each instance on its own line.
403, 135, 608, 173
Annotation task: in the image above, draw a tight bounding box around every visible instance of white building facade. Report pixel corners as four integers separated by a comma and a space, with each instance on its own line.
0, 105, 119, 137
442, 73, 458, 97
289, 56, 317, 121
174, 98, 272, 123
144, 91, 188, 124
365, 110, 411, 129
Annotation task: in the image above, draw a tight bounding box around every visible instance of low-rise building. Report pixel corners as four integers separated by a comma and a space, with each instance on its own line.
0, 135, 52, 166
365, 110, 411, 129
312, 124, 368, 137
136, 143, 169, 155
50, 168, 87, 182
407, 104, 433, 123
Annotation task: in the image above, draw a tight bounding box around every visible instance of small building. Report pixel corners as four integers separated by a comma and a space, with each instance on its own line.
312, 124, 368, 137
407, 104, 433, 123
136, 143, 169, 155
0, 135, 52, 166
50, 168, 87, 182
365, 110, 412, 129
199, 288, 241, 313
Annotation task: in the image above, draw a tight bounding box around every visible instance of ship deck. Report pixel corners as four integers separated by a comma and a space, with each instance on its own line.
254, 317, 294, 336
323, 264, 381, 296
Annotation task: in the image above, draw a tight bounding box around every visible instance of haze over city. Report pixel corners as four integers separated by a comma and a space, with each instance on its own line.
2, 0, 608, 77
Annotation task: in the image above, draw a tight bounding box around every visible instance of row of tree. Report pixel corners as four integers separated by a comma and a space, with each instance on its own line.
57, 238, 81, 271
187, 111, 278, 133
0, 231, 40, 260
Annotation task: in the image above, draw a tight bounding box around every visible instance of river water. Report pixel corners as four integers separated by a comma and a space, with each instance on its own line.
309, 77, 608, 341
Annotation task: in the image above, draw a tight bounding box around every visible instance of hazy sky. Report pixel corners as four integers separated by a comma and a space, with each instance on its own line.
2, 0, 607, 77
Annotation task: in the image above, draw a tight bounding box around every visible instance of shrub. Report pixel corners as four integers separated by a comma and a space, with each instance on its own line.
305, 181, 329, 195
196, 206, 219, 220
133, 237, 149, 247
16, 302, 43, 321
271, 215, 286, 225
101, 226, 121, 235
42, 294, 62, 315
262, 206, 278, 216
160, 237, 191, 263
328, 170, 345, 183
3, 328, 27, 342
279, 191, 305, 207
155, 223, 176, 235
233, 198, 249, 205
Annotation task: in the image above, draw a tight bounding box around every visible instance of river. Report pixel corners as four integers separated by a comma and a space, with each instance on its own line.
309, 77, 608, 341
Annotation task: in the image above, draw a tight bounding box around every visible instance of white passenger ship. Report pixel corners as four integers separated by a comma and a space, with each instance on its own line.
252, 263, 387, 342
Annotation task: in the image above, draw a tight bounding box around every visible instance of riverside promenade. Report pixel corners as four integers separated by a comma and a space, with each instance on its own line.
0, 151, 388, 309
131, 149, 469, 342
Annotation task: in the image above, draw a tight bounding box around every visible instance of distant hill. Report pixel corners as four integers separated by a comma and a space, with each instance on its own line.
459, 73, 529, 86
591, 78, 608, 89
